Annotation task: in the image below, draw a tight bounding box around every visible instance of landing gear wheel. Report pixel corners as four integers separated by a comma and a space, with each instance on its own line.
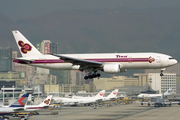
160, 73, 164, 76
84, 72, 101, 80
84, 76, 88, 80
160, 70, 164, 77
97, 73, 101, 77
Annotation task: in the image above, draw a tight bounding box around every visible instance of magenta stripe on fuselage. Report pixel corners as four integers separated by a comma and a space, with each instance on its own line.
14, 58, 150, 64
26, 107, 44, 109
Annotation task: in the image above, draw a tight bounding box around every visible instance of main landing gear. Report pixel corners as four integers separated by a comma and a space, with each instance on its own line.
84, 73, 101, 80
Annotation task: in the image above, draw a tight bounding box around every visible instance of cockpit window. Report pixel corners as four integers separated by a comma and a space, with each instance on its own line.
169, 57, 174, 60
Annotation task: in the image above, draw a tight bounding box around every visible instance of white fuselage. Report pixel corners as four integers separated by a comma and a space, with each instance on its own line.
24, 105, 47, 112
138, 94, 164, 98
14, 52, 177, 71
0, 107, 23, 115
53, 97, 101, 105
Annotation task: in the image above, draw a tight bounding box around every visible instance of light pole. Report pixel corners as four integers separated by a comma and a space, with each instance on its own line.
149, 77, 152, 88
12, 85, 14, 100
2, 86, 4, 105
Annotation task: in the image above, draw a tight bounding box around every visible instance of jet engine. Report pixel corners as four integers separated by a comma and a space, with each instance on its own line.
103, 63, 121, 74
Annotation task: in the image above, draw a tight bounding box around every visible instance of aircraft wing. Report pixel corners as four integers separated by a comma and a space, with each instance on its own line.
169, 101, 180, 104
51, 53, 102, 69
95, 98, 103, 102
109, 98, 117, 101
13, 108, 25, 112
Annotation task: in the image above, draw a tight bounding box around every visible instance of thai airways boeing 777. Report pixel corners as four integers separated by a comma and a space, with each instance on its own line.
12, 31, 177, 80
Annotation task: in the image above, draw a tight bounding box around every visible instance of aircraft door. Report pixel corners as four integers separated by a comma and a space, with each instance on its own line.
128, 56, 132, 63
156, 56, 161, 63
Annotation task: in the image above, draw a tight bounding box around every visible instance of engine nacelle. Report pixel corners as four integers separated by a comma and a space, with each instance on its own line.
103, 63, 121, 74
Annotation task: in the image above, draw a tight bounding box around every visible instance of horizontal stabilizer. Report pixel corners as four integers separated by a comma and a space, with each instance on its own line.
13, 58, 34, 64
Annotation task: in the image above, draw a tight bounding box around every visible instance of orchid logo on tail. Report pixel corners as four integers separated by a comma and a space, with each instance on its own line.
18, 40, 32, 54
44, 99, 50, 105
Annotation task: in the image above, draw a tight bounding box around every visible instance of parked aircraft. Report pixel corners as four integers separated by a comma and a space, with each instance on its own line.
141, 97, 180, 107
53, 90, 105, 106
12, 31, 177, 80
0, 93, 29, 120
137, 88, 172, 98
72, 90, 105, 99
73, 89, 118, 101
24, 95, 53, 113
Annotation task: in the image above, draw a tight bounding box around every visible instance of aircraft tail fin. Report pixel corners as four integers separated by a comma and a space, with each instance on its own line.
95, 90, 105, 98
12, 30, 42, 57
107, 89, 119, 98
9, 93, 29, 107
39, 95, 53, 106
164, 88, 172, 95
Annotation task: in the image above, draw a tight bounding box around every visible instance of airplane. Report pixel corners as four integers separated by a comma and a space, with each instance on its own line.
53, 96, 95, 106
53, 90, 105, 106
23, 95, 53, 113
0, 93, 29, 120
141, 96, 180, 107
12, 31, 178, 80
137, 88, 172, 98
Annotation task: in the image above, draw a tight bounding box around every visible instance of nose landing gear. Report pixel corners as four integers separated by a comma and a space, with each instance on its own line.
160, 69, 165, 77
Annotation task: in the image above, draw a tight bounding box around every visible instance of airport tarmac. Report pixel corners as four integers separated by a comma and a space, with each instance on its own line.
8, 103, 180, 120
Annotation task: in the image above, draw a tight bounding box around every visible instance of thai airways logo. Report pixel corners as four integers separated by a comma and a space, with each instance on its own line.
18, 40, 32, 54
99, 92, 104, 96
44, 99, 50, 105
148, 56, 155, 63
113, 91, 117, 95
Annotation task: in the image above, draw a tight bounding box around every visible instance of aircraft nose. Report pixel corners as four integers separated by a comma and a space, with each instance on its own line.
170, 59, 178, 65
175, 59, 178, 64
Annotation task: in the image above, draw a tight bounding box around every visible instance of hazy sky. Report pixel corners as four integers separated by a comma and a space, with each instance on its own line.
1, 0, 180, 21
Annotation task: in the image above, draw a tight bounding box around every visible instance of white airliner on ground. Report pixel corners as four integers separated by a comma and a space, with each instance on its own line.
53, 90, 105, 106
73, 89, 118, 102
72, 90, 105, 99
12, 31, 177, 79
24, 95, 52, 113
137, 88, 172, 98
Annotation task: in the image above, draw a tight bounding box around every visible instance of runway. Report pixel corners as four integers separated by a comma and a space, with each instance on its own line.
8, 103, 180, 120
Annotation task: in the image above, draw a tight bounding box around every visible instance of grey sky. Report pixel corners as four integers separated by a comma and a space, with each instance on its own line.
1, 0, 180, 21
